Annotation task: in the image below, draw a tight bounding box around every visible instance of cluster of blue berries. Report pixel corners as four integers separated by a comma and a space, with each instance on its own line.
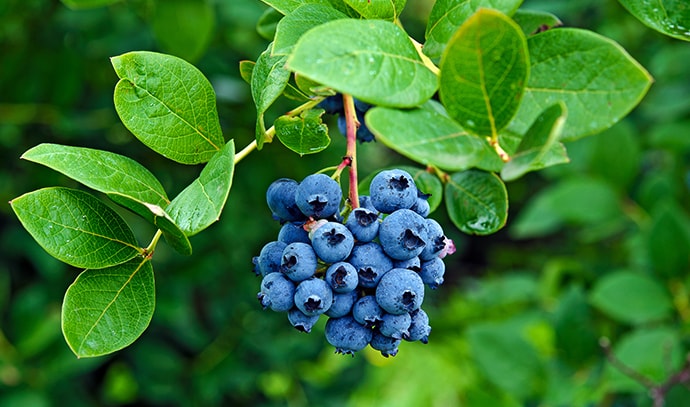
253, 169, 455, 356
318, 95, 375, 143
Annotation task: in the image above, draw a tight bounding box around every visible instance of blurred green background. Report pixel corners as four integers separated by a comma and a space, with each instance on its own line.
2, 0, 689, 406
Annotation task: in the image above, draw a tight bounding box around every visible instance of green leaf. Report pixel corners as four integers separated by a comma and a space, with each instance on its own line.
251, 45, 291, 149
507, 29, 653, 141
466, 315, 543, 399
273, 5, 348, 56
445, 170, 508, 235
257, 7, 283, 41
19, 143, 193, 256
60, 0, 121, 9
366, 104, 503, 172
510, 177, 622, 238
260, 0, 335, 15
62, 257, 155, 358
618, 0, 690, 41
167, 141, 235, 236
150, 0, 215, 62
359, 165, 444, 214
239, 60, 255, 84
590, 270, 673, 325
647, 202, 690, 278
344, 0, 406, 21
606, 327, 684, 392
10, 187, 141, 269
439, 8, 529, 137
112, 51, 224, 164
511, 9, 562, 36
423, 0, 523, 59
287, 19, 438, 108
275, 109, 330, 155
501, 103, 569, 181
22, 143, 169, 207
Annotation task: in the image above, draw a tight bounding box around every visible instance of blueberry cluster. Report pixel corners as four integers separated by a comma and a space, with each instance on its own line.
318, 95, 375, 143
253, 169, 455, 356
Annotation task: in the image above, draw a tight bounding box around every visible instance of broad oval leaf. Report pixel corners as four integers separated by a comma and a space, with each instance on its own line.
261, 0, 337, 15
507, 28, 653, 141
606, 327, 684, 392
445, 170, 508, 235
345, 0, 406, 21
439, 8, 529, 137
287, 19, 438, 108
590, 270, 673, 325
112, 51, 224, 164
252, 45, 291, 148
512, 9, 562, 36
273, 4, 348, 56
22, 143, 169, 206
150, 0, 215, 62
21, 143, 192, 256
62, 257, 155, 358
10, 187, 141, 269
423, 0, 523, 59
367, 104, 503, 172
500, 103, 569, 181
275, 109, 330, 155
618, 0, 690, 42
167, 141, 235, 236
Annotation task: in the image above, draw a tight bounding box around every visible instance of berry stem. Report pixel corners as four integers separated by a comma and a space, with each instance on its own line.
342, 94, 360, 209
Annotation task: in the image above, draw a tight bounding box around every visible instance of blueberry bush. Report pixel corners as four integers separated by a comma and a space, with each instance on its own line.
2, 0, 690, 405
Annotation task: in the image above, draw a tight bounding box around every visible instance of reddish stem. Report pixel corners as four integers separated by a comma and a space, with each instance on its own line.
342, 94, 359, 209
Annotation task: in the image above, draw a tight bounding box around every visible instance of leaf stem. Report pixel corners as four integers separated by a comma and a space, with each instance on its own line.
144, 229, 163, 258
235, 139, 257, 164
409, 36, 440, 76
342, 94, 359, 209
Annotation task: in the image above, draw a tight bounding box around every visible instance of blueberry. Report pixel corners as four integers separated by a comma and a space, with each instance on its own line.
352, 295, 384, 327
420, 257, 445, 289
420, 219, 446, 261
325, 316, 372, 355
379, 209, 428, 261
358, 195, 378, 213
280, 242, 317, 282
294, 278, 333, 316
369, 169, 418, 213
325, 290, 359, 318
410, 193, 431, 218
311, 221, 354, 263
369, 331, 400, 357
379, 312, 412, 339
393, 256, 421, 272
295, 173, 342, 219
337, 109, 376, 143
404, 308, 431, 343
254, 241, 287, 276
278, 222, 310, 244
348, 242, 393, 288
257, 272, 296, 312
345, 208, 380, 242
288, 308, 320, 333
353, 98, 372, 112
375, 268, 425, 315
325, 262, 359, 293
266, 178, 304, 222
318, 95, 344, 114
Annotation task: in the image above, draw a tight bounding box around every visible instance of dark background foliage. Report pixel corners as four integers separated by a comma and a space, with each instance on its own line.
1, 0, 689, 406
